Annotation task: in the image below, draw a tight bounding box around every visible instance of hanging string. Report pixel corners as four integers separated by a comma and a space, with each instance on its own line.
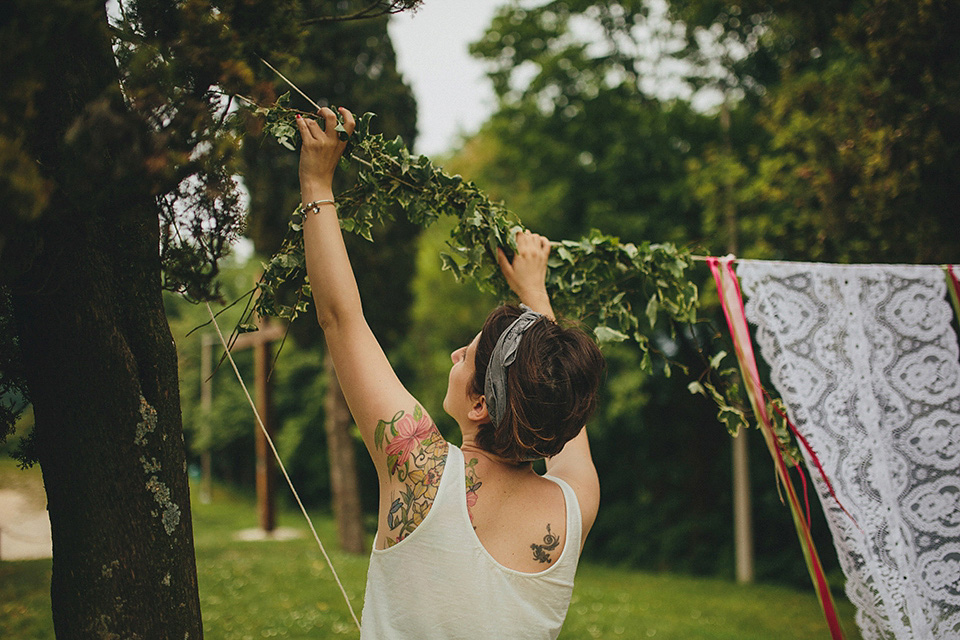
204, 302, 362, 631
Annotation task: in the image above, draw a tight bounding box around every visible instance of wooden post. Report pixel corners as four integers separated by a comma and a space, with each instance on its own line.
732, 427, 754, 582
200, 334, 213, 504
254, 317, 275, 533
231, 315, 285, 534
722, 101, 755, 584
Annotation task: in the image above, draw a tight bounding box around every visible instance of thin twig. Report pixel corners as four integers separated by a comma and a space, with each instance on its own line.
300, 0, 387, 25
217, 94, 234, 129
268, 324, 292, 382
186, 286, 257, 337
259, 58, 322, 112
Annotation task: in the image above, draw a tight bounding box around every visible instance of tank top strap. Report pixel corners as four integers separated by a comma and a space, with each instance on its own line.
418, 442, 472, 537
436, 442, 465, 509
542, 474, 582, 558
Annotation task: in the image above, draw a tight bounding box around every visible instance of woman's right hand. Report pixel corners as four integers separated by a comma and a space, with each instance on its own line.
497, 230, 555, 319
295, 107, 355, 195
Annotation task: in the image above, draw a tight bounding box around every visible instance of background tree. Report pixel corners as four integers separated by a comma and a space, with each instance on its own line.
0, 0, 420, 635
240, 4, 419, 555
674, 0, 960, 263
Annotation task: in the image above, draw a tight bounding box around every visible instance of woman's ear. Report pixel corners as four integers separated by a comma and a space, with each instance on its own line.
468, 395, 489, 423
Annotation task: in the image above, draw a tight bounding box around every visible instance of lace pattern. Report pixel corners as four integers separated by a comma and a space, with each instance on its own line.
737, 261, 960, 640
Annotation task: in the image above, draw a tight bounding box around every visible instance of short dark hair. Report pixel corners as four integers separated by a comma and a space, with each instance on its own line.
470, 305, 605, 462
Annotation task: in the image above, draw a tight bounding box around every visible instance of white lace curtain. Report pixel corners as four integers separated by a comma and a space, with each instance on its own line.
737, 261, 960, 640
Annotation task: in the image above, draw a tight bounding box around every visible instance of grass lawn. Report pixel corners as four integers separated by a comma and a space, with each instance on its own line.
1, 460, 862, 639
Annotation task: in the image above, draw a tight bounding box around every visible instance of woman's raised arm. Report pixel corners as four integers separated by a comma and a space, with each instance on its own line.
295, 108, 438, 479
497, 229, 600, 541
296, 107, 360, 330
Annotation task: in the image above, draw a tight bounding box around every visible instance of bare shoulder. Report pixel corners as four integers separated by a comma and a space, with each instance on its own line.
467, 460, 572, 572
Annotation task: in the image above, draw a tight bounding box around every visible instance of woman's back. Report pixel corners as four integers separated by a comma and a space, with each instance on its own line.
464, 448, 571, 573
361, 444, 582, 640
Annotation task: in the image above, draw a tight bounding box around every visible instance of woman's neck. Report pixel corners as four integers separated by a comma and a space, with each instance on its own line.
460, 436, 535, 472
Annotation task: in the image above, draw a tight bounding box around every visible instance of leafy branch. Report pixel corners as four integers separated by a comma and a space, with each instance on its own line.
244, 96, 697, 351
239, 94, 795, 449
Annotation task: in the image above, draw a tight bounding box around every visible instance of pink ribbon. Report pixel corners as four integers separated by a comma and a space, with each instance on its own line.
708, 256, 846, 640
946, 265, 960, 322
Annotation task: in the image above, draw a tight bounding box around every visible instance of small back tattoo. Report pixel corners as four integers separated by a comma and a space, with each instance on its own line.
531, 523, 561, 564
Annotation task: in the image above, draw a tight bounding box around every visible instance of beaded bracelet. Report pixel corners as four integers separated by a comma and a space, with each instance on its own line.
303, 199, 336, 215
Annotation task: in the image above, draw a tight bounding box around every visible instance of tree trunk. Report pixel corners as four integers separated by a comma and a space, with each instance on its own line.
323, 352, 366, 554
12, 213, 203, 638
5, 1, 203, 636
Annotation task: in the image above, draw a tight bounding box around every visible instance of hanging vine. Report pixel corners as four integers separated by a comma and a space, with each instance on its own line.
235, 93, 804, 460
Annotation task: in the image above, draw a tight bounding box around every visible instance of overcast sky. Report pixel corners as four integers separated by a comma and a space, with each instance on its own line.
388, 1, 508, 157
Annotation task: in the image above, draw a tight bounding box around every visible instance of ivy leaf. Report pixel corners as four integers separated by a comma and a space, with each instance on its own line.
718, 406, 748, 436
439, 253, 461, 278
645, 296, 659, 328
594, 325, 629, 343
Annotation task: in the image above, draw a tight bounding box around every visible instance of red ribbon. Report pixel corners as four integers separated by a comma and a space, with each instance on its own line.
765, 391, 860, 531
946, 265, 960, 321
947, 264, 960, 296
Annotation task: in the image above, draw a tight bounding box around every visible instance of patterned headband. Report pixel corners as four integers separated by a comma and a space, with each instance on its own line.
483, 305, 544, 429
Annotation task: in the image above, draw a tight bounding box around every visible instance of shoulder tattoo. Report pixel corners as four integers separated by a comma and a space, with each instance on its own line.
374, 405, 447, 546
531, 524, 561, 564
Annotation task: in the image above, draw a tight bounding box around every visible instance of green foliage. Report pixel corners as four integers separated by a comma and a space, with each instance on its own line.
0, 0, 295, 447
672, 0, 960, 263
249, 100, 701, 375
240, 8, 419, 258
0, 288, 28, 460
165, 260, 366, 509
451, 0, 847, 581
104, 0, 305, 302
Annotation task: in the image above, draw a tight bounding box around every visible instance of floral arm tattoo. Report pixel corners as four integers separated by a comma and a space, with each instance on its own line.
374, 404, 447, 547
531, 524, 561, 563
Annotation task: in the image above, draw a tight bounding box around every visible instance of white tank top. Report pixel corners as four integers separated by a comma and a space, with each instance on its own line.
359, 444, 582, 639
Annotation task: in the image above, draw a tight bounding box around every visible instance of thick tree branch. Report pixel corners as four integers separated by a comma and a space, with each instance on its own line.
300, 0, 422, 25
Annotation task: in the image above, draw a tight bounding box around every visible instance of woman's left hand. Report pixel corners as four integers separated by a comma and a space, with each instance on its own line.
497, 230, 555, 319
296, 106, 356, 193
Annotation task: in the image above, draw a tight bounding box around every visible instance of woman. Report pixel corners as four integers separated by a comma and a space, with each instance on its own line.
295, 108, 605, 639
